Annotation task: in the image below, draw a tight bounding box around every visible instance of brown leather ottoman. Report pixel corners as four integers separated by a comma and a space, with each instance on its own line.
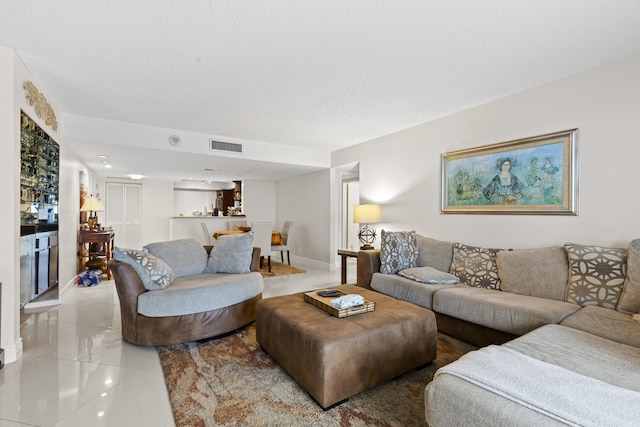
256, 285, 437, 409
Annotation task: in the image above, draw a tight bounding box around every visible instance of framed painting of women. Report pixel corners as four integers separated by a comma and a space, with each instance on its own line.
441, 129, 578, 215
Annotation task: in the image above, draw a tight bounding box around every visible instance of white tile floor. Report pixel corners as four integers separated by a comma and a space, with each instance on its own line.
1, 260, 356, 427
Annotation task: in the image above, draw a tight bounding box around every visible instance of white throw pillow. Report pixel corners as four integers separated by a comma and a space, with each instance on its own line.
207, 232, 254, 274
143, 238, 208, 278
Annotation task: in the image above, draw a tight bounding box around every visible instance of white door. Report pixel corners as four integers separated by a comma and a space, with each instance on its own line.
106, 182, 142, 249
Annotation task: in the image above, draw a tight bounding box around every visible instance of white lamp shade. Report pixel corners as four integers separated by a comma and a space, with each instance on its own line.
80, 197, 104, 212
353, 204, 381, 224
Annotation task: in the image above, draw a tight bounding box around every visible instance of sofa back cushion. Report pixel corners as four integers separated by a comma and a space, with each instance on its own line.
415, 235, 454, 272
564, 242, 627, 309
616, 239, 640, 314
144, 238, 208, 278
496, 246, 568, 301
449, 243, 502, 290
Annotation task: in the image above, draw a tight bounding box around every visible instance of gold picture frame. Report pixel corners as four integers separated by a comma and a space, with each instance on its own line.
441, 129, 578, 215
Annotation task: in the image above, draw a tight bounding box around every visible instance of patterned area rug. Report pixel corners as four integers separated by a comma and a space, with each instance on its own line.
260, 261, 305, 277
157, 323, 476, 426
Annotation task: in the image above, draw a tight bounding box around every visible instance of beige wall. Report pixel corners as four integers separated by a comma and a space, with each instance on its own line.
332, 54, 640, 250
276, 169, 332, 265
243, 180, 277, 225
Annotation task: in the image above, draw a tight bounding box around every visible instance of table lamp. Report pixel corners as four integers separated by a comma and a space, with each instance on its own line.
354, 204, 381, 250
80, 196, 105, 230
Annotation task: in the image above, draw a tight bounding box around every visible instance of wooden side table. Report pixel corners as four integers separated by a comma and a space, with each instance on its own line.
78, 230, 115, 279
337, 249, 359, 284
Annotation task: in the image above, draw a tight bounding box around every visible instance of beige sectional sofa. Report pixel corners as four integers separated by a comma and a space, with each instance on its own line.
356, 232, 640, 426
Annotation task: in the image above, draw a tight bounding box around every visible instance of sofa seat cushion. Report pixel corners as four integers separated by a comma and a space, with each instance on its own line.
433, 286, 580, 335
137, 272, 263, 317
425, 324, 640, 427
560, 305, 640, 348
371, 272, 465, 310
504, 324, 640, 392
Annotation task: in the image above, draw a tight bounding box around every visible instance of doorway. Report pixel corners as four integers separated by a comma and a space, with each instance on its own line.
106, 182, 142, 249
342, 178, 360, 250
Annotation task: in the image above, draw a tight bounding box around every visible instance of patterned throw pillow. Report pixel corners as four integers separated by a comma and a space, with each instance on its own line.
565, 243, 627, 309
114, 247, 175, 290
379, 230, 418, 274
449, 243, 501, 290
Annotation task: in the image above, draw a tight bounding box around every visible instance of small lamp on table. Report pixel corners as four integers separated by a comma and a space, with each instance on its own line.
354, 204, 381, 250
80, 196, 105, 230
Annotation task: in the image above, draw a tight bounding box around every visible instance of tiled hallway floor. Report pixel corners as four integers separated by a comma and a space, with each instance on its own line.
0, 260, 355, 426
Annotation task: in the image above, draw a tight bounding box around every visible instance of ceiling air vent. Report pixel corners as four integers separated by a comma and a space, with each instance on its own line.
210, 139, 243, 153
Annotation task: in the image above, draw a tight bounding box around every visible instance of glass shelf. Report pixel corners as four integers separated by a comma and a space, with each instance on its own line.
20, 112, 59, 224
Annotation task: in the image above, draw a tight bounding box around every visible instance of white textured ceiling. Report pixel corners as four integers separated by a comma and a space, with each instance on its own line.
2, 1, 640, 181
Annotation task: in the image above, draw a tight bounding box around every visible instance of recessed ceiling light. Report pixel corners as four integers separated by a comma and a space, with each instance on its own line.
128, 174, 144, 180
105, 164, 112, 169
169, 135, 182, 147
100, 160, 110, 164
97, 154, 109, 159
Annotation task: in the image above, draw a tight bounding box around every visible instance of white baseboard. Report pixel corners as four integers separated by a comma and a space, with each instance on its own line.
2, 337, 23, 364
284, 254, 335, 271
23, 298, 60, 310
60, 276, 78, 297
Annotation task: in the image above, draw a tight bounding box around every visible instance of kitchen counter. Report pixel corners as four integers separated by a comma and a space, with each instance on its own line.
170, 215, 246, 218
21, 223, 59, 236
170, 216, 246, 243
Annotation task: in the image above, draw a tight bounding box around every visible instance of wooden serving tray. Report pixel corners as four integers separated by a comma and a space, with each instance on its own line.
303, 288, 375, 318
